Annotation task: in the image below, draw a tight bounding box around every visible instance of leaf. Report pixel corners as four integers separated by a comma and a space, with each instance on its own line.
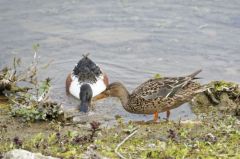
154, 73, 162, 79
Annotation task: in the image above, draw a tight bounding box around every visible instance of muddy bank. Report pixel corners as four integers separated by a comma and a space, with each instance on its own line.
1, 83, 240, 159
1, 103, 240, 158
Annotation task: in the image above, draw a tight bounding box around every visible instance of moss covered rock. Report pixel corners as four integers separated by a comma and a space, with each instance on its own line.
191, 81, 240, 116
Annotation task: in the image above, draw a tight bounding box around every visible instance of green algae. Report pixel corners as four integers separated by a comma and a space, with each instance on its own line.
211, 81, 239, 92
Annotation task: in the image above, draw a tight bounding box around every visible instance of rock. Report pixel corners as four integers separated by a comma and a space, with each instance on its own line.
190, 81, 240, 116
217, 93, 239, 115
191, 93, 212, 108
190, 93, 213, 114
64, 110, 112, 124
3, 149, 59, 159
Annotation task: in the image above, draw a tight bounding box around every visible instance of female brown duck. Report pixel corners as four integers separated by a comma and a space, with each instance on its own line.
101, 69, 202, 121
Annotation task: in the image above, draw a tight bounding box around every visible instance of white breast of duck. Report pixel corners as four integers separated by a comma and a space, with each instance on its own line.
67, 73, 108, 99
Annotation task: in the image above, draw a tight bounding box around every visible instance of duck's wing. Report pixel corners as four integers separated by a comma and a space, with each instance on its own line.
132, 70, 201, 100
132, 77, 188, 100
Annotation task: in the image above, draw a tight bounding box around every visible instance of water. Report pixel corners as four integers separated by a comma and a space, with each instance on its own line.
0, 0, 240, 123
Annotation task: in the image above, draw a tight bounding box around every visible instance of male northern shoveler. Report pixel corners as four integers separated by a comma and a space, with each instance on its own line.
66, 55, 109, 112
100, 69, 202, 121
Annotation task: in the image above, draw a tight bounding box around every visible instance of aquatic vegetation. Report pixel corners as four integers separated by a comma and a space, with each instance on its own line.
0, 45, 63, 122
10, 100, 62, 122
9, 76, 62, 122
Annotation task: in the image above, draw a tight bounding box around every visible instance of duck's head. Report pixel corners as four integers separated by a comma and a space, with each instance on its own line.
99, 82, 129, 99
98, 82, 129, 107
79, 84, 93, 112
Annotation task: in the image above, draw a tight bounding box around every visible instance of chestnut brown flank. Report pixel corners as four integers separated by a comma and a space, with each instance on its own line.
65, 73, 72, 95
103, 72, 109, 86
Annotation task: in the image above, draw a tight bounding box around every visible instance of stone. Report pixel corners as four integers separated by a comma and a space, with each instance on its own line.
3, 149, 59, 159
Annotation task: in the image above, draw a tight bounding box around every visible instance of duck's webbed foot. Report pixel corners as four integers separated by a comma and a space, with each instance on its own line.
153, 112, 159, 122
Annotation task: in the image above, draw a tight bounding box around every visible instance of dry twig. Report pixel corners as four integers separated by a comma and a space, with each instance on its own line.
115, 127, 139, 159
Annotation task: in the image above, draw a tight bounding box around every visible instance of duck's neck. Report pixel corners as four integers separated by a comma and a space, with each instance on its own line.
117, 85, 130, 108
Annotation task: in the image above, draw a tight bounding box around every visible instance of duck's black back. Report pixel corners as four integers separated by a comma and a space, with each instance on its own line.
73, 56, 102, 83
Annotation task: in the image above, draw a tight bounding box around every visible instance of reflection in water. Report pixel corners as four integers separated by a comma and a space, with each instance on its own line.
0, 0, 239, 123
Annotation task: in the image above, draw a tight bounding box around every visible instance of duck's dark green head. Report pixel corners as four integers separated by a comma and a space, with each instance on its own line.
79, 84, 93, 112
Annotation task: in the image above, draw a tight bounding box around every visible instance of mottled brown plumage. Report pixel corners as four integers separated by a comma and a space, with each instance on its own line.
103, 70, 203, 121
